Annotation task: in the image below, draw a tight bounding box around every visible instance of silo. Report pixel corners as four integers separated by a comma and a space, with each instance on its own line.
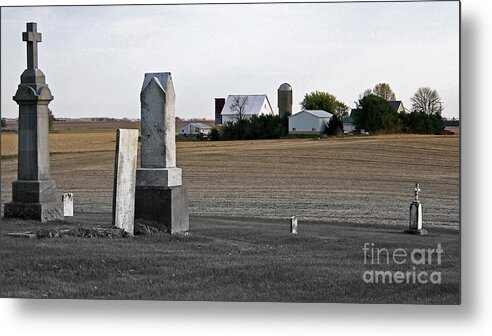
215, 98, 225, 125
278, 83, 293, 117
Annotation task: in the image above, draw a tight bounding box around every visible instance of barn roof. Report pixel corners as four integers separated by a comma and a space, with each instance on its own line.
221, 95, 273, 116
183, 122, 211, 129
388, 100, 404, 111
290, 110, 333, 118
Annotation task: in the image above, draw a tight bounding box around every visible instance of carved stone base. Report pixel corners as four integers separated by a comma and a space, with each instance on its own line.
136, 167, 182, 187
404, 228, 428, 236
4, 201, 63, 222
134, 185, 189, 234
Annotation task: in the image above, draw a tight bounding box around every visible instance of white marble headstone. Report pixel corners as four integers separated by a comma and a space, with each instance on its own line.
112, 129, 139, 235
62, 193, 73, 216
290, 216, 298, 234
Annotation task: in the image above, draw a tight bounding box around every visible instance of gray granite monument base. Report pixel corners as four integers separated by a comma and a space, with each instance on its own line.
404, 228, 428, 236
11, 180, 58, 203
4, 201, 63, 222
4, 179, 64, 222
134, 185, 189, 234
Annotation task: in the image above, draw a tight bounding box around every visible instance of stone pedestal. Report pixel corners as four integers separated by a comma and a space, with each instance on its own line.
4, 201, 63, 222
135, 186, 189, 234
136, 167, 182, 187
3, 22, 63, 222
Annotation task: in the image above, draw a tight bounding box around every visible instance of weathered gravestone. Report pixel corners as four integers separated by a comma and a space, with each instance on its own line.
404, 183, 428, 235
134, 73, 189, 234
290, 216, 298, 234
3, 22, 63, 222
62, 193, 73, 216
112, 129, 139, 235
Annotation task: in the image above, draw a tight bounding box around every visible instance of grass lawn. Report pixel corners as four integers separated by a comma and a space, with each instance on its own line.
0, 214, 460, 303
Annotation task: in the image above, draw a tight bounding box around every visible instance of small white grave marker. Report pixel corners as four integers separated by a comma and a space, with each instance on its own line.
290, 216, 298, 234
62, 193, 73, 216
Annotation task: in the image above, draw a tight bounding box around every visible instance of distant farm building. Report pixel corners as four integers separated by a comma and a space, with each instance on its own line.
278, 83, 293, 117
179, 122, 212, 136
343, 100, 406, 133
444, 118, 460, 127
214, 98, 225, 125
342, 116, 354, 133
220, 94, 274, 124
288, 110, 333, 134
388, 100, 406, 114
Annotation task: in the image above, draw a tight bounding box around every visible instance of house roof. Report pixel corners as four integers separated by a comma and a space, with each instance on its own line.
388, 100, 404, 111
290, 110, 333, 118
183, 122, 211, 129
221, 95, 273, 116
342, 116, 353, 123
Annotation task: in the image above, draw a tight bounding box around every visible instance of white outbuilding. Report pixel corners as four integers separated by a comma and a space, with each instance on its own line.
342, 116, 354, 133
288, 110, 333, 134
221, 94, 274, 124
179, 122, 212, 136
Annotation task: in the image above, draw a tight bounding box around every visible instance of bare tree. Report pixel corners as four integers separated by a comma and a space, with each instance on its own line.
410, 87, 443, 115
230, 95, 249, 121
358, 88, 373, 101
358, 83, 396, 101
373, 83, 396, 101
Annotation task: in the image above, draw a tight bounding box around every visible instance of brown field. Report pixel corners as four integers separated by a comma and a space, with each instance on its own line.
51, 120, 140, 133
2, 118, 215, 135
1, 125, 460, 229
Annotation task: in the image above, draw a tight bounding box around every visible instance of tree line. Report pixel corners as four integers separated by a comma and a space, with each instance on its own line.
302, 83, 446, 135
211, 83, 447, 141
352, 84, 445, 135
210, 114, 289, 141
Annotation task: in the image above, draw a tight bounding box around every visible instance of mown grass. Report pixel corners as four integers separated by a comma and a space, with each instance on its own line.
0, 215, 460, 303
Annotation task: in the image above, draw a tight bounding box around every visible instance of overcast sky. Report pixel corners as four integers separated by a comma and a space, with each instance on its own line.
1, 1, 459, 120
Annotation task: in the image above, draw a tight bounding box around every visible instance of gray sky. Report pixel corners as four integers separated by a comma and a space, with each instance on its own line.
1, 1, 460, 119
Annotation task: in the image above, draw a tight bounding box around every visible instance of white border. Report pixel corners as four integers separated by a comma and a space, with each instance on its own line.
2, 0, 490, 335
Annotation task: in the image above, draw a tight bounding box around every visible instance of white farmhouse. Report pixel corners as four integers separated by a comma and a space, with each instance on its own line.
179, 122, 211, 136
288, 110, 333, 134
221, 94, 274, 124
342, 116, 354, 133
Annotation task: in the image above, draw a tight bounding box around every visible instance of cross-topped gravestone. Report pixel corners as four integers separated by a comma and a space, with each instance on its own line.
23, 22, 42, 69
414, 183, 421, 202
405, 183, 427, 235
3, 22, 63, 222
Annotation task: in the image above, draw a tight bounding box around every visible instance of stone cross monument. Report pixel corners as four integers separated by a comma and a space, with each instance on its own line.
404, 183, 427, 235
134, 72, 189, 234
4, 22, 63, 222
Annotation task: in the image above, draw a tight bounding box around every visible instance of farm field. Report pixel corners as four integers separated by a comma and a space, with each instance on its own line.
1, 125, 460, 302
1, 129, 460, 229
